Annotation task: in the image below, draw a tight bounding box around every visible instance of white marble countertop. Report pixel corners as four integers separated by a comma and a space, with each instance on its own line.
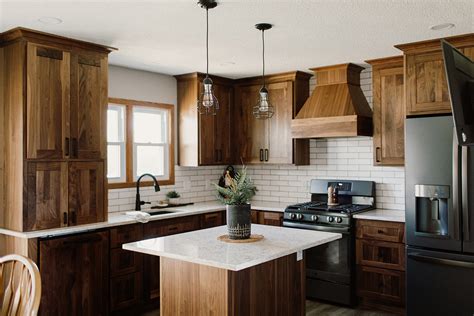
123, 224, 341, 271
353, 209, 405, 223
0, 201, 288, 239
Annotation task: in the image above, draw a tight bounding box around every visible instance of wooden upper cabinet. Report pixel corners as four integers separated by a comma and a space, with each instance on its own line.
24, 161, 68, 231
395, 33, 474, 116
267, 81, 293, 164
26, 43, 70, 159
234, 84, 267, 164
367, 56, 405, 166
70, 52, 108, 159
234, 72, 311, 165
68, 161, 105, 225
176, 73, 234, 166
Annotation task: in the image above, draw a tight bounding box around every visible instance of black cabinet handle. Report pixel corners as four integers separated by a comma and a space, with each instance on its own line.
265, 149, 269, 162
71, 209, 77, 225
215, 149, 218, 162
65, 138, 70, 157
63, 212, 68, 225
375, 147, 381, 163
260, 149, 264, 162
219, 150, 222, 162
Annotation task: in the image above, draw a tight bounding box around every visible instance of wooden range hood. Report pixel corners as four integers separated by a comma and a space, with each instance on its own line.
291, 63, 373, 138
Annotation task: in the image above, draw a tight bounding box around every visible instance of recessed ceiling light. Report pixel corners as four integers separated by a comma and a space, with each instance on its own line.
430, 23, 455, 31
38, 17, 63, 25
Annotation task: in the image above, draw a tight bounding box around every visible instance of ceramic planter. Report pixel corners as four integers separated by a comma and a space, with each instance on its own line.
226, 204, 251, 239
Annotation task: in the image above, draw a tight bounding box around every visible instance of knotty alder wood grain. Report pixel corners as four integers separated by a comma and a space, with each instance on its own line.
160, 252, 305, 316
366, 56, 404, 166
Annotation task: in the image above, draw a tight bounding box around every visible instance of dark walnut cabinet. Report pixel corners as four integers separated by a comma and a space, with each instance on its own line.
356, 219, 406, 314
234, 72, 311, 165
176, 73, 233, 166
366, 56, 405, 166
0, 28, 112, 232
176, 71, 311, 166
395, 33, 474, 116
39, 230, 110, 316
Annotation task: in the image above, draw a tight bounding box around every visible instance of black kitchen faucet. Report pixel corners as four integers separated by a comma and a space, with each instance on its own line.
135, 173, 160, 211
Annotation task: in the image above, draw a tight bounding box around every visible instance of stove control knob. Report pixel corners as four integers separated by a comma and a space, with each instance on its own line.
311, 215, 319, 222
336, 217, 343, 223
289, 213, 296, 220
328, 216, 334, 223
296, 214, 303, 220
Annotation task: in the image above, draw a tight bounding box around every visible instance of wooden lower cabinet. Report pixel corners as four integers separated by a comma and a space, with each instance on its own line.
39, 230, 109, 316
355, 219, 406, 313
251, 210, 284, 226
110, 272, 143, 312
200, 211, 226, 228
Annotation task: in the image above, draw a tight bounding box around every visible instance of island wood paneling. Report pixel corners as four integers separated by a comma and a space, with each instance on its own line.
160, 253, 305, 316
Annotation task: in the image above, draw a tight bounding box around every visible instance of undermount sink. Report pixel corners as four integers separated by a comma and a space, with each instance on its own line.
146, 210, 176, 216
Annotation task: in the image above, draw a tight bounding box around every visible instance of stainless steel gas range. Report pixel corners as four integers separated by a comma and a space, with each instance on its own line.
283, 179, 375, 306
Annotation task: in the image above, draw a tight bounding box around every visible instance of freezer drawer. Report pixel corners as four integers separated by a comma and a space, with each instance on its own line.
406, 247, 474, 316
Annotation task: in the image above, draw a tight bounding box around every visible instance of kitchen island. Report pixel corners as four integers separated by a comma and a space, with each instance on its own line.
123, 224, 341, 315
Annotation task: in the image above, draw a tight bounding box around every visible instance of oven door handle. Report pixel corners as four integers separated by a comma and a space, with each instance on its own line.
283, 221, 350, 234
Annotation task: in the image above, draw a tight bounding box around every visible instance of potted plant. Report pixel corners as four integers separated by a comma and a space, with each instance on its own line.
214, 167, 257, 239
166, 190, 181, 205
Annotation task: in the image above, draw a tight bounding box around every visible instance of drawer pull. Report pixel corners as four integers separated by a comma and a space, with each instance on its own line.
168, 226, 178, 231
377, 229, 384, 234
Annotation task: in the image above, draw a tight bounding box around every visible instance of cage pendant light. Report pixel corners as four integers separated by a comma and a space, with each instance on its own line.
253, 23, 274, 119
197, 0, 219, 115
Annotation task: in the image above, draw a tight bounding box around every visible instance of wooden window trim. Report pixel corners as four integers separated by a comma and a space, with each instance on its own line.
108, 97, 175, 189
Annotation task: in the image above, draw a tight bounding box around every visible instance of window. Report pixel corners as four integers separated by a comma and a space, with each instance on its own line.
107, 98, 175, 188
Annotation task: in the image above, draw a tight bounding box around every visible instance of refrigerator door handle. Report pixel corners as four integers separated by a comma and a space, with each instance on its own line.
408, 253, 474, 269
462, 146, 470, 241
452, 132, 461, 240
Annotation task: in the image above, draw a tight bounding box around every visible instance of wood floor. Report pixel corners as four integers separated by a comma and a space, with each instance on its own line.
140, 300, 393, 316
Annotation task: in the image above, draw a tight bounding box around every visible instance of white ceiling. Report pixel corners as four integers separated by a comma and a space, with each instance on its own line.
1, 0, 473, 78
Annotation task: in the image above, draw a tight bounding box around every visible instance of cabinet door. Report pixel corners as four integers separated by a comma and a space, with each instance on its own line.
70, 52, 107, 159
356, 239, 405, 271
267, 81, 293, 164
236, 85, 267, 163
405, 51, 451, 115
373, 66, 405, 165
26, 43, 70, 159
110, 272, 143, 312
214, 84, 233, 164
356, 265, 405, 307
68, 161, 105, 225
200, 211, 225, 228
198, 83, 217, 165
39, 231, 109, 316
25, 162, 68, 231
258, 211, 284, 226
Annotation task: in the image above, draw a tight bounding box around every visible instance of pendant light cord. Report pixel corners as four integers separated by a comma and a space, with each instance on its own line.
262, 29, 265, 88
206, 7, 209, 78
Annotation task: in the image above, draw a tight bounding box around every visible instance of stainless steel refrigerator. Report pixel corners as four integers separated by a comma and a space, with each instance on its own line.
405, 115, 474, 316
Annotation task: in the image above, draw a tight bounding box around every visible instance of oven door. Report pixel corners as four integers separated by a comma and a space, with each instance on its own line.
305, 225, 352, 284
304, 225, 355, 305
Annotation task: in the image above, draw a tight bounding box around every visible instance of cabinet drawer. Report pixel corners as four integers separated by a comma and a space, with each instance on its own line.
356, 239, 405, 271
110, 224, 143, 248
144, 215, 200, 238
251, 211, 259, 224
110, 272, 143, 311
356, 220, 405, 243
200, 211, 225, 229
357, 265, 405, 306
110, 248, 143, 277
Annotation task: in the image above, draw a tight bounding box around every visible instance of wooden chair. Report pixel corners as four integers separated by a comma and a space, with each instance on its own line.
0, 254, 41, 316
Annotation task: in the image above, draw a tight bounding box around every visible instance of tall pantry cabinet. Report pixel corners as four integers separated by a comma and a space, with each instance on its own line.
0, 28, 114, 232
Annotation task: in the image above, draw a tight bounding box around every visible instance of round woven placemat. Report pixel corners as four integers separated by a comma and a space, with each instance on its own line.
217, 234, 264, 243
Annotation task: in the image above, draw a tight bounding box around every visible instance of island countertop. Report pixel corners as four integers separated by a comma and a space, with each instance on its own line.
123, 224, 341, 271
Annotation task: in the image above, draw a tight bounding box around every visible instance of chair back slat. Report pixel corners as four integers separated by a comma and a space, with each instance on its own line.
0, 255, 41, 316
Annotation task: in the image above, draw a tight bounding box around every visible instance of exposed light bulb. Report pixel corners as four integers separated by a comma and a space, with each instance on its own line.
253, 87, 274, 119
198, 77, 219, 115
